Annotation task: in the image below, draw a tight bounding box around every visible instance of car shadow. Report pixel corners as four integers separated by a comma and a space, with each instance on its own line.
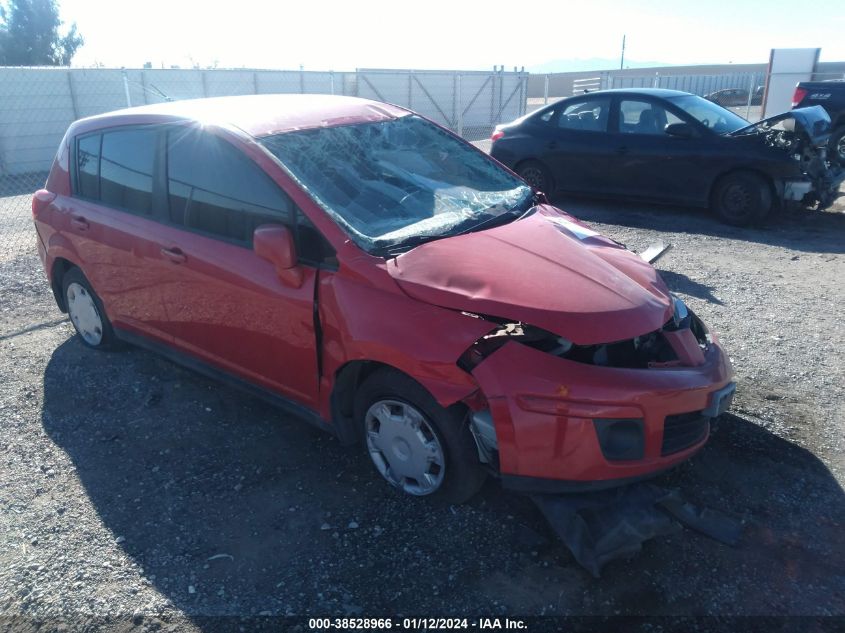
655, 269, 725, 305
551, 194, 845, 255
41, 337, 845, 616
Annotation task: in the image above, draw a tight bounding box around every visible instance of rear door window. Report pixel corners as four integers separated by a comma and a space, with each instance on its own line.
99, 128, 157, 215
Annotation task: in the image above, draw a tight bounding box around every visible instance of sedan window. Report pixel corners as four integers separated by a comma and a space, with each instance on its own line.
618, 100, 682, 136
557, 98, 611, 132
667, 94, 748, 134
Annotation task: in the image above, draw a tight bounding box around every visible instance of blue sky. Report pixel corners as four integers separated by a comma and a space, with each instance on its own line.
60, 0, 845, 71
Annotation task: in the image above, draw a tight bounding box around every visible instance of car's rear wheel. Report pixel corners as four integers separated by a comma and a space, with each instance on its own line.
62, 267, 118, 349
516, 160, 553, 195
829, 126, 845, 166
711, 171, 772, 226
354, 368, 486, 504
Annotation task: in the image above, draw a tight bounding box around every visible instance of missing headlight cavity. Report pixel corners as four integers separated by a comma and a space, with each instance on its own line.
458, 298, 710, 372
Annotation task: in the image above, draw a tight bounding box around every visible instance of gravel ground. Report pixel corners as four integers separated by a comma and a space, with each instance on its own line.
0, 191, 843, 628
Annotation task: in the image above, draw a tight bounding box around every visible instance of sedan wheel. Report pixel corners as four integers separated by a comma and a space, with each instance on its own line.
712, 172, 772, 226
832, 128, 845, 165
67, 282, 104, 346
365, 399, 446, 496
516, 160, 552, 194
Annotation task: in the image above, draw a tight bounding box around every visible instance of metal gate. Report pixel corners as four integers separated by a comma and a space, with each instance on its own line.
356, 68, 529, 141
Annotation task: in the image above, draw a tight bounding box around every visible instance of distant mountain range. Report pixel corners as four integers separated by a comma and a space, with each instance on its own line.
526, 57, 671, 74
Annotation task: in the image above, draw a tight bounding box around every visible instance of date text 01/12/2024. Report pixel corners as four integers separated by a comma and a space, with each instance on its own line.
308, 618, 528, 630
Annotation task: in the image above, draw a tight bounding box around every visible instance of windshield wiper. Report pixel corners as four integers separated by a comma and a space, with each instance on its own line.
375, 233, 452, 256
375, 192, 540, 258
452, 193, 539, 237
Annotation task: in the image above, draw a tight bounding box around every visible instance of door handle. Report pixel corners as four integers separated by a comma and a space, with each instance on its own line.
70, 216, 89, 231
615, 146, 628, 155
160, 247, 187, 264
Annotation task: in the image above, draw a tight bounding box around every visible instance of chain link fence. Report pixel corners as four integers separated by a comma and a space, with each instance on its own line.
0, 66, 528, 264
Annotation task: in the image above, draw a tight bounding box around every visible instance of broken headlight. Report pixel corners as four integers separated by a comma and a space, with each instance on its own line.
457, 319, 573, 371
668, 294, 691, 330
458, 299, 711, 372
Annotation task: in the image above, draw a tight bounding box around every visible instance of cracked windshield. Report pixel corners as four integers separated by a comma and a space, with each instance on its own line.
261, 115, 532, 252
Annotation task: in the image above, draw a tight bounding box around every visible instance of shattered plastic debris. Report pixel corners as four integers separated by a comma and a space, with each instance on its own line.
532, 483, 743, 577
639, 241, 673, 265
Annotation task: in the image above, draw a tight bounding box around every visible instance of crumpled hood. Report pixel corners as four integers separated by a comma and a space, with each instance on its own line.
386, 206, 673, 345
731, 105, 832, 147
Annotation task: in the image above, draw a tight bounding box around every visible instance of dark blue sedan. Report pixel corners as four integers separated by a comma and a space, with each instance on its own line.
490, 89, 841, 225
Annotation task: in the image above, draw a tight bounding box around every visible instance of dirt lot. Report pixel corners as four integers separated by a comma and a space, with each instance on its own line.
0, 190, 843, 628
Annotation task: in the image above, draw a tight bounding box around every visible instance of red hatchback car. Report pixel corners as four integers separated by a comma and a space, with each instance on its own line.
33, 94, 735, 502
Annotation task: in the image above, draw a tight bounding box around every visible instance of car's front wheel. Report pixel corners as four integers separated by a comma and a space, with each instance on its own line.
829, 126, 845, 166
354, 368, 486, 504
516, 160, 553, 195
62, 267, 118, 349
711, 171, 772, 226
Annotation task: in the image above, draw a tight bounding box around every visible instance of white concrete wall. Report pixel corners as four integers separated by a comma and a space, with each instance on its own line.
0, 67, 527, 176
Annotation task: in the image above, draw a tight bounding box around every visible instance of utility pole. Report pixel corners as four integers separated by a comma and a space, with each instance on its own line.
620, 34, 626, 70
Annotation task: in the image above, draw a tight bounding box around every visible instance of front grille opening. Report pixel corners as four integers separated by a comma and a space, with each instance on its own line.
661, 412, 709, 456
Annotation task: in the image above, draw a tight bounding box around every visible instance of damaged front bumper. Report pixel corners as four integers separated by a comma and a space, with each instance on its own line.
468, 338, 734, 493
734, 105, 845, 210
779, 166, 845, 210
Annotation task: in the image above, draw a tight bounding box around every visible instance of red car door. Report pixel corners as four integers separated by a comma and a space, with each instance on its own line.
152, 127, 320, 407
64, 127, 172, 343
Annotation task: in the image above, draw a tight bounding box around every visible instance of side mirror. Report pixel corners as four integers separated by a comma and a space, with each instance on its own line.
665, 122, 695, 138
254, 224, 302, 288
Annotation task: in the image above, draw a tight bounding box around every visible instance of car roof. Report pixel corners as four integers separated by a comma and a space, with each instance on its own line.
71, 94, 409, 138
570, 88, 693, 98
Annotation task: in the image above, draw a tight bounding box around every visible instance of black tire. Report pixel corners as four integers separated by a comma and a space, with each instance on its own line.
711, 171, 772, 226
354, 368, 486, 504
62, 267, 119, 350
516, 159, 554, 195
829, 126, 845, 166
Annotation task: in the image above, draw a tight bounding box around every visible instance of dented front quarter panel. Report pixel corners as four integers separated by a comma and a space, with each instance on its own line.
316, 260, 494, 419
471, 340, 734, 483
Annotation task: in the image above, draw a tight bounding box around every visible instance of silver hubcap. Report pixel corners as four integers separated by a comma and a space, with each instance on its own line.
836, 135, 845, 162
67, 282, 103, 346
365, 399, 446, 496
